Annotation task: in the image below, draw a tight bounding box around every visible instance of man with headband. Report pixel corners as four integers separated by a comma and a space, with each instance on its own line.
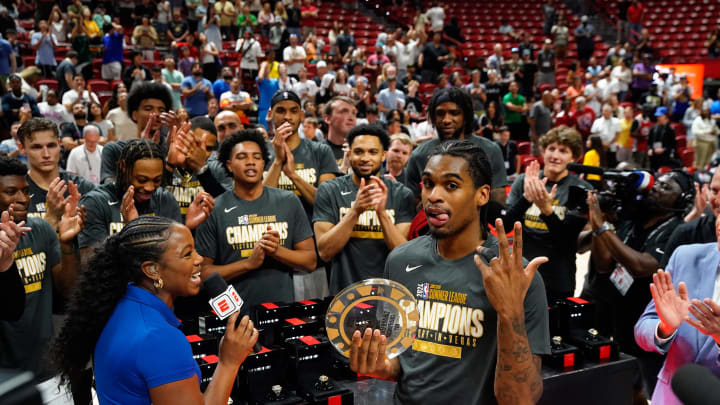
405, 87, 508, 220
581, 169, 695, 396
263, 89, 338, 298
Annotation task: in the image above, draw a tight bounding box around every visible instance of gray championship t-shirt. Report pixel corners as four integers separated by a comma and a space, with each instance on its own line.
27, 171, 96, 220
166, 169, 205, 220
313, 174, 415, 294
0, 217, 60, 381
267, 138, 339, 218
78, 182, 182, 248
195, 187, 314, 312
385, 235, 550, 404
404, 135, 507, 198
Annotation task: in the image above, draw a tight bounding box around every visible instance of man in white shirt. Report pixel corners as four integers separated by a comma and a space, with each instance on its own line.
236, 30, 264, 79
591, 104, 621, 161
395, 33, 418, 82
425, 3, 446, 32
291, 66, 318, 102
282, 34, 306, 78
37, 89, 72, 127
61, 74, 99, 112
66, 124, 103, 184
219, 77, 253, 113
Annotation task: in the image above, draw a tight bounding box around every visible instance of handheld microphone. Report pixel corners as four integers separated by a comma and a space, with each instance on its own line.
203, 273, 263, 353
671, 363, 720, 405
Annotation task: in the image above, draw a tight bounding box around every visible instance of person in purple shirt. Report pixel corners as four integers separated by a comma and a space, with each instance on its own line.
631, 56, 655, 104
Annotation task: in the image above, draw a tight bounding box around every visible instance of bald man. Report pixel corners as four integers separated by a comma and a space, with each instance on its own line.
67, 124, 103, 184
213, 110, 243, 143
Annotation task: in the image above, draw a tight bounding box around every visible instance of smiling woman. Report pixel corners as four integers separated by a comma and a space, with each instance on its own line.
53, 216, 258, 405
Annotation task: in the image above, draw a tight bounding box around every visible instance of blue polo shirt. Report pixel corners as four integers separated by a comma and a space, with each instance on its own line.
182, 76, 213, 117
94, 284, 201, 405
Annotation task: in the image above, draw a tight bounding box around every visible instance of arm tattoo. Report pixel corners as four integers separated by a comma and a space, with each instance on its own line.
494, 318, 544, 404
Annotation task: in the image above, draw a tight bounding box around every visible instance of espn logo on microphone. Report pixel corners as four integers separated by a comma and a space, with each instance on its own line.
208, 285, 244, 320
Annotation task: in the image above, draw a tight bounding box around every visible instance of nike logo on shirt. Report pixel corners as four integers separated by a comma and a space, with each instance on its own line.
108, 201, 119, 206
225, 206, 238, 213
406, 265, 422, 272
341, 191, 352, 196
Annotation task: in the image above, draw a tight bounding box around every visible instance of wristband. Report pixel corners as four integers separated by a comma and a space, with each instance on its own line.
593, 221, 615, 237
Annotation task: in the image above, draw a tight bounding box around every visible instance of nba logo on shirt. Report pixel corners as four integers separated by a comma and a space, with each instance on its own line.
238, 215, 249, 225
417, 283, 429, 299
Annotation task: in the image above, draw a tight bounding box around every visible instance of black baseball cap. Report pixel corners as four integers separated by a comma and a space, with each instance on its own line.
270, 90, 301, 108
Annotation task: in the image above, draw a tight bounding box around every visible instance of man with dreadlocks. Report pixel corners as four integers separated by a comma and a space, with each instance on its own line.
78, 139, 214, 264
0, 156, 85, 394
16, 117, 95, 230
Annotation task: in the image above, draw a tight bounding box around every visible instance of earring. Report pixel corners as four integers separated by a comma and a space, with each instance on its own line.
153, 278, 164, 289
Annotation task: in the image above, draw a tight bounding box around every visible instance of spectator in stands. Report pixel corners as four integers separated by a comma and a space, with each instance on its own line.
59, 100, 90, 152
350, 79, 371, 119
31, 20, 57, 78
292, 66, 319, 102
707, 27, 720, 58
554, 99, 576, 128
632, 104, 654, 168
132, 17, 158, 62
167, 9, 190, 45
236, 4, 257, 36
277, 63, 297, 92
575, 15, 595, 62
517, 49, 537, 100
384, 133, 413, 183
155, 0, 171, 40
616, 0, 630, 42
537, 39, 556, 87
377, 75, 405, 121
692, 107, 720, 169
574, 96, 596, 140
214, 0, 236, 41
590, 104, 621, 166
683, 97, 702, 142
66, 0, 87, 24
494, 125, 517, 175
285, 0, 302, 39
198, 32, 220, 82
648, 106, 678, 171
636, 30, 653, 56
48, 7, 68, 42
37, 89, 71, 127
465, 69, 487, 117
212, 67, 233, 102
106, 89, 136, 141
300, 0, 319, 39
366, 45, 391, 77
551, 14, 569, 59
257, 59, 280, 129
671, 74, 693, 122
616, 105, 636, 163
529, 91, 555, 153
122, 51, 152, 92
503, 81, 529, 141
333, 69, 351, 97
202, 5, 224, 51
88, 102, 114, 141
486, 43, 504, 72
627, 0, 644, 43
543, 0, 557, 36
182, 62, 214, 118
425, 2, 446, 32
66, 125, 103, 184
0, 30, 13, 84
611, 59, 632, 102
62, 74, 99, 111
161, 56, 184, 110
220, 77, 253, 118
630, 55, 654, 104
418, 31, 448, 84
283, 34, 306, 80
480, 101, 504, 140
101, 22, 124, 82
257, 1, 275, 38
2, 74, 39, 128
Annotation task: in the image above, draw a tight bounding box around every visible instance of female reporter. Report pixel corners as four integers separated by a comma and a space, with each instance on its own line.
53, 216, 258, 404
504, 126, 591, 303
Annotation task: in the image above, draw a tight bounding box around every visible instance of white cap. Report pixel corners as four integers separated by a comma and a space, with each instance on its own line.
581, 15, 588, 22
316, 61, 327, 68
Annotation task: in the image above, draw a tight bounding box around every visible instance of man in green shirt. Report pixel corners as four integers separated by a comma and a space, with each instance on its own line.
502, 81, 529, 142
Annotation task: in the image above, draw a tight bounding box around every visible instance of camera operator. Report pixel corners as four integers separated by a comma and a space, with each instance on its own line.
581, 169, 695, 396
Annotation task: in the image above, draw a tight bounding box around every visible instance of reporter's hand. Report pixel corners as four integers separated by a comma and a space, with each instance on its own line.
349, 328, 392, 379
219, 313, 259, 367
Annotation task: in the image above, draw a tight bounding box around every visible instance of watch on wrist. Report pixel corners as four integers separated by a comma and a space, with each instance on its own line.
593, 221, 615, 237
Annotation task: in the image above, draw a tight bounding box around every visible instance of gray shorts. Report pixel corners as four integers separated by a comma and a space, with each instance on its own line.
101, 61, 122, 81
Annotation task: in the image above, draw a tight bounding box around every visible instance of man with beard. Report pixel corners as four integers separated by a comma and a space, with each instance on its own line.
182, 62, 214, 118
581, 170, 695, 397
385, 133, 413, 184
405, 87, 507, 216
349, 140, 549, 404
17, 118, 95, 230
322, 96, 357, 169
313, 124, 415, 293
78, 139, 213, 264
196, 130, 316, 313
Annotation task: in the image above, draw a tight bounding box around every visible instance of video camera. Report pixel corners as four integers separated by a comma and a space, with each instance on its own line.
565, 164, 655, 220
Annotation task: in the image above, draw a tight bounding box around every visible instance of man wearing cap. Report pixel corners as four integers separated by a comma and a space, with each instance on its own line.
0, 30, 15, 83
648, 106, 678, 171
670, 74, 693, 122
537, 38, 556, 87
264, 89, 338, 298
575, 15, 595, 62
502, 48, 521, 81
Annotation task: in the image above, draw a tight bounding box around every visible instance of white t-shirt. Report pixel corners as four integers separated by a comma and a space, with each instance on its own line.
62, 90, 100, 107
66, 144, 103, 184
278, 76, 297, 91
396, 40, 418, 71
292, 79, 318, 99
220, 90, 251, 107
611, 66, 632, 92
425, 7, 445, 31
235, 39, 263, 70
591, 116, 621, 149
282, 45, 307, 76
38, 102, 73, 126
106, 107, 138, 141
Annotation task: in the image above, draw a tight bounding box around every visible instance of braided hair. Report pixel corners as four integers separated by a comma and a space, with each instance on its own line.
51, 216, 178, 397
115, 139, 166, 197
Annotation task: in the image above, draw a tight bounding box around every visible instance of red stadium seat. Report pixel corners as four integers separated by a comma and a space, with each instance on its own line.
36, 79, 58, 91
675, 135, 686, 149
88, 79, 111, 93
517, 141, 531, 155
679, 148, 694, 168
